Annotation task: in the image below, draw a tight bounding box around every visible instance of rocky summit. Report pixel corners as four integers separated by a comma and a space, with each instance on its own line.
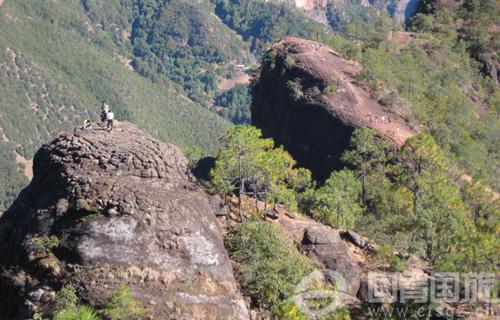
0, 122, 249, 320
252, 37, 419, 181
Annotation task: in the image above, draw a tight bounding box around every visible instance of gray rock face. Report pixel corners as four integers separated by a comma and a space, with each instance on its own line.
341, 230, 368, 249
301, 226, 363, 295
0, 122, 249, 320
478, 52, 500, 85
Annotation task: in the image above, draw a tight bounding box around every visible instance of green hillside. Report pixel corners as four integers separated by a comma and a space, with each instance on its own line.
214, 0, 327, 54
0, 0, 231, 211
317, 0, 499, 190
80, 0, 254, 105
0, 0, 335, 211
1, 0, 497, 212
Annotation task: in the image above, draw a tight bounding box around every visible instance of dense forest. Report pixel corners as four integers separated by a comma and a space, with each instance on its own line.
214, 84, 252, 124
205, 124, 498, 318
81, 0, 253, 104
214, 0, 327, 54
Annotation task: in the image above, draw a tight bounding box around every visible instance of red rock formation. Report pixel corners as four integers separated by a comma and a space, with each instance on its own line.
252, 37, 419, 180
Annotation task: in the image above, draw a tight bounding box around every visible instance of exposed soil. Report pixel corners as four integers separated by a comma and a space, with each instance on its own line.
114, 53, 134, 71
294, 0, 328, 11
14, 151, 33, 180
387, 31, 417, 48
218, 71, 251, 92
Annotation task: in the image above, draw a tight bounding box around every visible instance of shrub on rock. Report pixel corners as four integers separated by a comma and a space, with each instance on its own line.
226, 220, 313, 307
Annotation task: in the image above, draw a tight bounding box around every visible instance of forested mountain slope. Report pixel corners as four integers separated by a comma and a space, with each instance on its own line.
80, 0, 255, 105
0, 0, 339, 211
0, 0, 498, 318
1, 0, 497, 209
0, 0, 231, 211
316, 0, 500, 190
214, 0, 327, 54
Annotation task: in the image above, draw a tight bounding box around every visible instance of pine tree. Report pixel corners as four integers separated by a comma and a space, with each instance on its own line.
341, 128, 392, 204
400, 134, 468, 263
439, 180, 500, 271
311, 169, 362, 229
211, 126, 312, 214
211, 125, 274, 217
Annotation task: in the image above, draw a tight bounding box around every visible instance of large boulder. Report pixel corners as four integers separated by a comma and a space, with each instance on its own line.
477, 52, 500, 85
0, 122, 249, 320
301, 226, 363, 295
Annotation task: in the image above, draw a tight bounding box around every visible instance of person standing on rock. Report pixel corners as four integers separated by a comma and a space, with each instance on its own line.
100, 101, 109, 125
106, 108, 114, 131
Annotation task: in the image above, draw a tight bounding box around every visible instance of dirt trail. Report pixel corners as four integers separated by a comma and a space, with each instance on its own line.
274, 37, 418, 146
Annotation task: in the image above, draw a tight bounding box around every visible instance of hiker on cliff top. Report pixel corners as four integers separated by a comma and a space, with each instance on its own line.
100, 101, 109, 124
106, 109, 114, 132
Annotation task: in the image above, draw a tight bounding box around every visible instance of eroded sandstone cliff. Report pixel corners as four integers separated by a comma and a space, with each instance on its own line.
252, 37, 418, 181
0, 122, 249, 320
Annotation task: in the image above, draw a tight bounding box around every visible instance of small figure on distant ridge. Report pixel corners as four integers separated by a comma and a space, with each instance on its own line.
100, 101, 109, 125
